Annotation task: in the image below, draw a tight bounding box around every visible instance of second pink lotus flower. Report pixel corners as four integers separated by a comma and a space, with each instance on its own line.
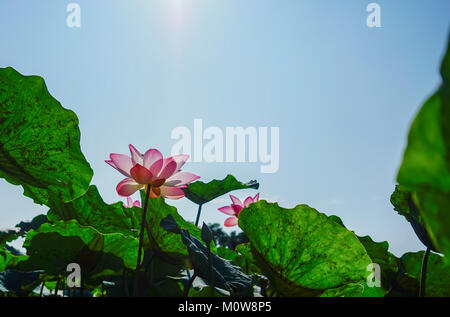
123, 197, 141, 208
106, 144, 200, 199
218, 193, 260, 227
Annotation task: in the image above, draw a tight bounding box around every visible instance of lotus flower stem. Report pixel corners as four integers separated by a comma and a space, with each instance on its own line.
55, 278, 60, 296
207, 243, 214, 297
143, 220, 158, 250
134, 184, 151, 296
184, 272, 198, 297
123, 269, 129, 297
419, 246, 431, 297
39, 282, 45, 297
195, 204, 203, 227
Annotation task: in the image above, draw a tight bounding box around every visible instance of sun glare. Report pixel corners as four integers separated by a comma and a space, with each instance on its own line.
166, 0, 189, 29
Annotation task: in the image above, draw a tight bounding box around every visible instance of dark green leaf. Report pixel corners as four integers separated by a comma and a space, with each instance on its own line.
188, 285, 228, 297
183, 175, 259, 205
201, 223, 213, 245
0, 270, 43, 296
0, 229, 17, 247
161, 215, 253, 296
15, 214, 48, 236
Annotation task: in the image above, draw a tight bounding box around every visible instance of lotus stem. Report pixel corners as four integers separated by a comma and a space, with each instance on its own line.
134, 184, 152, 296
54, 278, 60, 296
184, 272, 198, 297
80, 276, 84, 297
419, 247, 431, 297
207, 243, 214, 297
195, 204, 203, 227
39, 282, 45, 297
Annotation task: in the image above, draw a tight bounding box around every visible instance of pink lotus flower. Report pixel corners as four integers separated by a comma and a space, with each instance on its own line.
218, 193, 260, 227
106, 145, 200, 199
123, 197, 141, 208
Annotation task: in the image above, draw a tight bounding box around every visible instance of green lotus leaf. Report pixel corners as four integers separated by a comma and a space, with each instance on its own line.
357, 236, 398, 292
183, 175, 259, 205
396, 35, 450, 256
328, 214, 422, 297
0, 67, 93, 206
238, 201, 379, 297
328, 215, 399, 281
48, 185, 138, 237
19, 220, 138, 279
401, 251, 450, 297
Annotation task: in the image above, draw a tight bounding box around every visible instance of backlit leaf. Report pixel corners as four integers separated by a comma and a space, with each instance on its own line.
0, 67, 93, 205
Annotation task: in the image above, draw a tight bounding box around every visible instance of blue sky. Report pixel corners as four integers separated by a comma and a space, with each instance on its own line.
0, 0, 449, 256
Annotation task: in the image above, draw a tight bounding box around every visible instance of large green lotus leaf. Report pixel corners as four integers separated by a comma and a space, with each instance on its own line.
48, 185, 137, 237
401, 251, 450, 297
183, 175, 259, 205
356, 236, 398, 294
396, 36, 450, 256
19, 220, 138, 278
238, 201, 377, 297
320, 281, 386, 297
0, 67, 93, 205
328, 216, 399, 281
328, 214, 421, 297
